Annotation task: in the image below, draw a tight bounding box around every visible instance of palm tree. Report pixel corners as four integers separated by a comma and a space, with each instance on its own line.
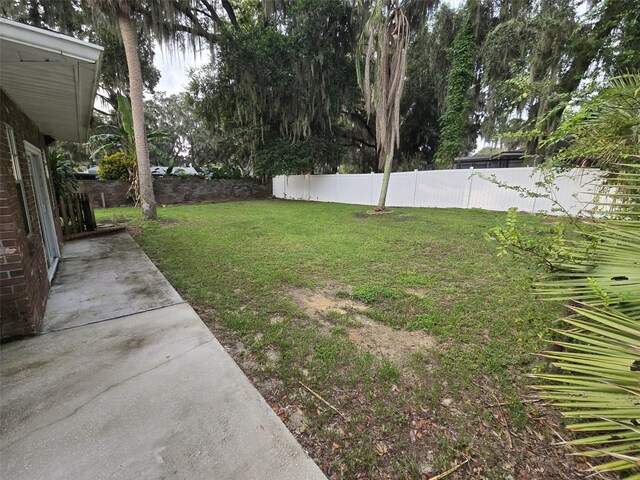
116, 8, 157, 219
356, 0, 409, 211
88, 0, 162, 219
498, 74, 640, 477
88, 0, 227, 220
356, 0, 435, 211
546, 73, 640, 168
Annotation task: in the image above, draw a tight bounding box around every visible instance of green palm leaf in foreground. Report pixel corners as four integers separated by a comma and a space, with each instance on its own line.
536, 167, 640, 316
534, 166, 640, 476
533, 304, 640, 476
515, 74, 640, 477
535, 221, 640, 315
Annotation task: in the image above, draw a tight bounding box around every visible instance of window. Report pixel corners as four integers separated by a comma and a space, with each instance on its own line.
4, 124, 31, 235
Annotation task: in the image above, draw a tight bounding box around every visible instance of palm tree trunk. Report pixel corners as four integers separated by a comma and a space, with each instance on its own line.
377, 151, 393, 210
117, 12, 157, 220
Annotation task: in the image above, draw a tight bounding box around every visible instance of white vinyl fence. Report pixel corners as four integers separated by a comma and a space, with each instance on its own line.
272, 167, 602, 215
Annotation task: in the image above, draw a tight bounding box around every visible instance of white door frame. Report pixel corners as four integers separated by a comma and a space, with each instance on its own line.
24, 141, 60, 279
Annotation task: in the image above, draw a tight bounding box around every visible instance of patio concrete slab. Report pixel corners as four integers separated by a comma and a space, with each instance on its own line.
0, 233, 325, 480
43, 232, 183, 332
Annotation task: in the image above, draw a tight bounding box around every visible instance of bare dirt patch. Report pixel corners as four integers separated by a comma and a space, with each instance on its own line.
405, 287, 429, 298
289, 286, 436, 365
194, 300, 606, 480
289, 285, 366, 317
347, 315, 435, 366
354, 210, 395, 218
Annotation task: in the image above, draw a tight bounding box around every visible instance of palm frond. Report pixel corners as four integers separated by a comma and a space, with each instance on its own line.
535, 167, 640, 316
533, 304, 640, 475
534, 157, 640, 478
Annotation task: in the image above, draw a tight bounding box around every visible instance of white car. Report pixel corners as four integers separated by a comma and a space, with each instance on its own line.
171, 166, 198, 176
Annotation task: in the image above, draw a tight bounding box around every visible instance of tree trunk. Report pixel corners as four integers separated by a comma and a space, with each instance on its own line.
376, 151, 393, 210
117, 12, 157, 220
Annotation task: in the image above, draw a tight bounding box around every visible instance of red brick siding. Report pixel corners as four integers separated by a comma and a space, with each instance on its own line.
0, 88, 62, 340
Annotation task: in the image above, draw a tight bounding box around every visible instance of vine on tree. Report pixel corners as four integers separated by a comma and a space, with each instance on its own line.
434, 23, 476, 168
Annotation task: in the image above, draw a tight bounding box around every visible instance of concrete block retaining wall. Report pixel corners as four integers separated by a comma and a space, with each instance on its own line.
77, 177, 272, 208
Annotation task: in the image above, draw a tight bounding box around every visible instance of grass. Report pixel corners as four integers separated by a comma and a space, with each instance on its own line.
96, 200, 579, 479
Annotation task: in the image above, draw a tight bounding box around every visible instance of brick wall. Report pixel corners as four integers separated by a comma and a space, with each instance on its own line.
0, 88, 62, 340
77, 177, 272, 208
76, 179, 132, 208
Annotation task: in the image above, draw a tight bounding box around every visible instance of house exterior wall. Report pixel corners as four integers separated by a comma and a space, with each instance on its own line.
0, 88, 62, 340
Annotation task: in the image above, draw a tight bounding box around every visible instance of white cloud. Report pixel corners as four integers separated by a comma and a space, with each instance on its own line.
153, 43, 211, 95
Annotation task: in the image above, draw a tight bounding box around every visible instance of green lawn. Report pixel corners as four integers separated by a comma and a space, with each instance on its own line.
96, 200, 581, 479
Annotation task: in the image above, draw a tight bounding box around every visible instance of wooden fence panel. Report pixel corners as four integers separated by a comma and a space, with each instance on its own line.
59, 193, 97, 236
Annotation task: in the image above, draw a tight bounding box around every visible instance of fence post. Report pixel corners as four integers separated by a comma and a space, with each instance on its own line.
370, 171, 375, 205
530, 168, 544, 213
59, 196, 68, 235
82, 194, 96, 230
68, 195, 78, 233
335, 172, 340, 203
73, 194, 83, 231
412, 169, 419, 207
464, 167, 474, 208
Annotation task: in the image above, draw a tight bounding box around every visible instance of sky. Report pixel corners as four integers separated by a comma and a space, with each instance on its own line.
153, 44, 211, 95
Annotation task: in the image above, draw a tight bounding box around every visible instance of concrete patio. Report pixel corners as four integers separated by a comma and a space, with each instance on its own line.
0, 232, 325, 479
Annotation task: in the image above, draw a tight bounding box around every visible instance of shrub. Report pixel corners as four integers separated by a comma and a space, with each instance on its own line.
49, 151, 78, 198
97, 152, 136, 180
196, 164, 244, 179
253, 134, 342, 177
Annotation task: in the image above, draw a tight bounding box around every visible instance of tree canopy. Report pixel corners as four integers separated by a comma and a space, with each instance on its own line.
3, 0, 639, 175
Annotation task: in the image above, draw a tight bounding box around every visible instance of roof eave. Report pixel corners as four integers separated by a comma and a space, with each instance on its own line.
0, 18, 104, 143
0, 18, 103, 64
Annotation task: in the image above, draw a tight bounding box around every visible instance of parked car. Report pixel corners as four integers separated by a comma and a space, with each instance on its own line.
171, 166, 199, 176
150, 166, 167, 176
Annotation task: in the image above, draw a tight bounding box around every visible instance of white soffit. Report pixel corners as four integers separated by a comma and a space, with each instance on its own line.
0, 18, 103, 142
